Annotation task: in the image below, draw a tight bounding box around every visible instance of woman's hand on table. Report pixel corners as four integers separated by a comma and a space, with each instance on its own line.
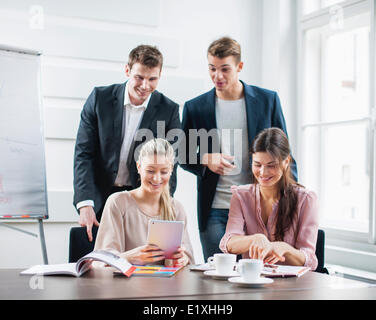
248, 234, 285, 264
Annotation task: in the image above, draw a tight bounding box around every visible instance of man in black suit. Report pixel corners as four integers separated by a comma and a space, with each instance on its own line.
73, 45, 180, 241
180, 37, 297, 261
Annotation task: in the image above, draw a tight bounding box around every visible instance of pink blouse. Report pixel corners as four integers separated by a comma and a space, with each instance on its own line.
219, 184, 319, 270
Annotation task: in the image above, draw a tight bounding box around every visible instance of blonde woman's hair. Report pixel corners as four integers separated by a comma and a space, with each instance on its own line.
138, 138, 175, 221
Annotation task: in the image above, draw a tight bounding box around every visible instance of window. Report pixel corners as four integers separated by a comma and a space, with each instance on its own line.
298, 0, 376, 241
302, 0, 346, 15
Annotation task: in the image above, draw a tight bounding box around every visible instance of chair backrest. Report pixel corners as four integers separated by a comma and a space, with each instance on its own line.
68, 226, 98, 263
315, 229, 328, 273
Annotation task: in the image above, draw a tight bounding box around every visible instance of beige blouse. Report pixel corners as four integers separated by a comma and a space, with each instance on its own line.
94, 191, 195, 264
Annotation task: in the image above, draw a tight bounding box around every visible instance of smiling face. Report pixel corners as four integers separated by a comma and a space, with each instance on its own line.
252, 152, 289, 188
125, 62, 161, 106
137, 154, 172, 194
207, 54, 243, 94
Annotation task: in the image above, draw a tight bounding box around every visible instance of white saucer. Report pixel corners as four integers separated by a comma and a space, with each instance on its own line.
228, 276, 274, 287
203, 270, 240, 280
190, 263, 215, 272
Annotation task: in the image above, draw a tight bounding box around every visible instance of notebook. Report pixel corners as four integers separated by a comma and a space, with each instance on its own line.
262, 264, 311, 278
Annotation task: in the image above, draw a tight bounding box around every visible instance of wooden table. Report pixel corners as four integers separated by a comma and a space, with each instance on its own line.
1, 267, 375, 300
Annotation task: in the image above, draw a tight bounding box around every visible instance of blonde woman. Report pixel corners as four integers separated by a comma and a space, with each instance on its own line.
94, 138, 194, 266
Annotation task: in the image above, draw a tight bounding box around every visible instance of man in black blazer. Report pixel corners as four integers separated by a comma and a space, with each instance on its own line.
180, 37, 297, 261
73, 45, 180, 241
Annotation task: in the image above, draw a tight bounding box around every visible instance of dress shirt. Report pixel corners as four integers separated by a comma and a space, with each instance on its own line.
113, 82, 151, 187
219, 183, 319, 270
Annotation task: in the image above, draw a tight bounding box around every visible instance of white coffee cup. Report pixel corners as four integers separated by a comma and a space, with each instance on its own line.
237, 259, 263, 282
207, 253, 236, 275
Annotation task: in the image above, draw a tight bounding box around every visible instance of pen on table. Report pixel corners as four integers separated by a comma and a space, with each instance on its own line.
264, 263, 278, 269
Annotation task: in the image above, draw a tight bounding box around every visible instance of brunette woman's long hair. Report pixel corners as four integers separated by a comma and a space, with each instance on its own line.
251, 128, 302, 241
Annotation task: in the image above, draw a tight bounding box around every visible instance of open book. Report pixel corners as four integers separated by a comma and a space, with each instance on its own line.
20, 250, 136, 277
262, 264, 310, 278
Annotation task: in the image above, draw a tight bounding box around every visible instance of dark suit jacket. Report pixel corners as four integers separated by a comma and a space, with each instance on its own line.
180, 81, 297, 232
73, 82, 181, 220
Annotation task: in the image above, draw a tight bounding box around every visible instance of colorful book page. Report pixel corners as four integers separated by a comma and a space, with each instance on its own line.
131, 265, 183, 277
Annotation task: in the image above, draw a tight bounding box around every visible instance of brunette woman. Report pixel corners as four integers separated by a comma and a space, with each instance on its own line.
219, 128, 318, 269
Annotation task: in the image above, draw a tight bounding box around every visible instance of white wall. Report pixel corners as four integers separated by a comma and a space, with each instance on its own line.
0, 0, 264, 268
261, 0, 298, 156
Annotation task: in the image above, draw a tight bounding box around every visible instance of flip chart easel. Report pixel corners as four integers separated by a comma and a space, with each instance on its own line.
0, 45, 49, 264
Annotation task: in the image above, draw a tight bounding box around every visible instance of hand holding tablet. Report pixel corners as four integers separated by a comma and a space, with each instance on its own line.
123, 244, 166, 265
147, 219, 185, 260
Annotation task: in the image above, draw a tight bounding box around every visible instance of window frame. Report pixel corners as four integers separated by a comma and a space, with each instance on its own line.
297, 0, 376, 246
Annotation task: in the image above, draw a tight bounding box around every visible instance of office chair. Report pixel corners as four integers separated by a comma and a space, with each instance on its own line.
315, 229, 328, 274
68, 226, 98, 263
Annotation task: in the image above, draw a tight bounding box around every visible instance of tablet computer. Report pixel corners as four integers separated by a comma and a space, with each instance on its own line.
147, 219, 184, 259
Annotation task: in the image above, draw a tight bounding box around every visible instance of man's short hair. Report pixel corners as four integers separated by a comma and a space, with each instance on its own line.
128, 45, 163, 70
207, 37, 241, 64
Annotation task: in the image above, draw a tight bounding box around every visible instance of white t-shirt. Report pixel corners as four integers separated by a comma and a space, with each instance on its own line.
211, 97, 251, 209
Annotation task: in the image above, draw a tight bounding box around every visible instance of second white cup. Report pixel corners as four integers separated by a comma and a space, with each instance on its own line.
208, 253, 236, 275
237, 259, 263, 282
